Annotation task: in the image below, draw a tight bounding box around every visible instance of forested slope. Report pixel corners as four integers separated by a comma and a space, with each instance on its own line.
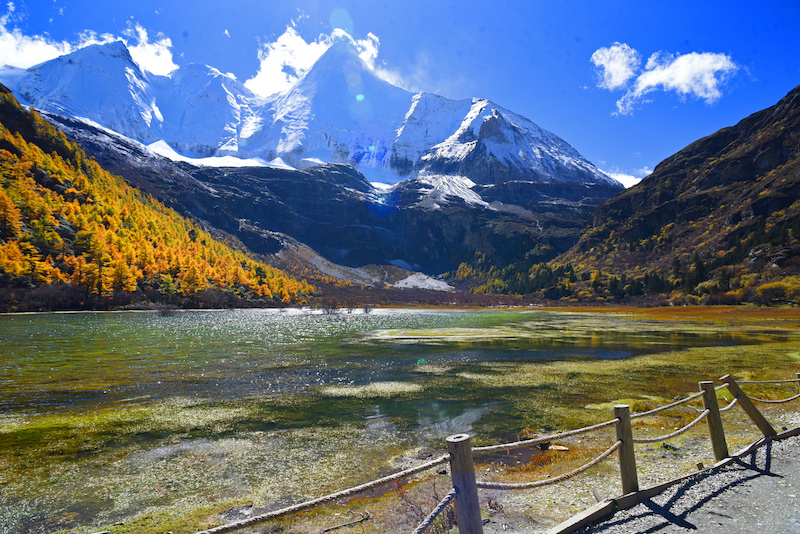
0, 85, 313, 311
448, 84, 800, 305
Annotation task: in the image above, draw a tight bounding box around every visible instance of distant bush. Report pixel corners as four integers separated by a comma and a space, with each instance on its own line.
706, 291, 742, 305
754, 277, 800, 305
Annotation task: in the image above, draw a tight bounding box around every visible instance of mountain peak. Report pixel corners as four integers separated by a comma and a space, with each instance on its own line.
52, 40, 136, 69
325, 36, 363, 56
300, 39, 373, 85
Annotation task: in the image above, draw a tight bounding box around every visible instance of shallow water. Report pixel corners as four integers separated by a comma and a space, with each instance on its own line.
0, 308, 796, 533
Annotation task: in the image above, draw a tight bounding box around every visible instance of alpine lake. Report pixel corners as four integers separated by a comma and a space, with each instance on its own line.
2, 306, 799, 533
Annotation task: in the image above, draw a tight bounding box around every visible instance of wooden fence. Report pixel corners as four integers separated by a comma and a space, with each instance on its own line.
192, 372, 800, 534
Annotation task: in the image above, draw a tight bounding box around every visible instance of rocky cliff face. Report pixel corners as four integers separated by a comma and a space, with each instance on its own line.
45, 111, 605, 275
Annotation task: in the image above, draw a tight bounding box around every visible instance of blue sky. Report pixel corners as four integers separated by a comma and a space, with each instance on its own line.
2, 0, 799, 186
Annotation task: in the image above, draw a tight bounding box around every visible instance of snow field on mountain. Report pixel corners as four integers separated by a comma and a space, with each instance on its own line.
0, 37, 622, 205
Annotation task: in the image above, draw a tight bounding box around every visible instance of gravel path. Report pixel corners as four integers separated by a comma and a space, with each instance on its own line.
575, 433, 800, 533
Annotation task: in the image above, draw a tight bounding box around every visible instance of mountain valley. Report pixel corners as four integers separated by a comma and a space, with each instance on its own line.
0, 38, 624, 293
1, 36, 799, 307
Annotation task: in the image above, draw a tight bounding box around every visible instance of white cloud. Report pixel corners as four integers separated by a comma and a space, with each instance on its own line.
244, 26, 438, 96
0, 6, 176, 77
244, 26, 331, 97
603, 166, 652, 188
619, 51, 738, 113
0, 3, 74, 67
244, 27, 385, 97
123, 23, 178, 76
591, 42, 640, 90
592, 43, 738, 115
605, 172, 641, 188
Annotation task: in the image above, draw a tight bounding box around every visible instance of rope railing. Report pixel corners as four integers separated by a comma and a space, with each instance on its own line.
192, 454, 449, 534
410, 488, 457, 534
737, 378, 800, 384
632, 410, 710, 444
747, 392, 800, 404
629, 391, 704, 420
475, 441, 622, 490
472, 418, 619, 456
719, 396, 739, 412
191, 372, 800, 534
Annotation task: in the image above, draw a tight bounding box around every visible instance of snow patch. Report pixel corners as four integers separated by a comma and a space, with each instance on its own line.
488, 201, 537, 220
268, 157, 296, 170
393, 273, 454, 292
297, 157, 326, 169
147, 140, 293, 168
414, 173, 493, 210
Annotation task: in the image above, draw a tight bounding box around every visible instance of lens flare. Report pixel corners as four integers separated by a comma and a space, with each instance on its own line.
355, 94, 365, 102
345, 72, 361, 87
329, 8, 354, 35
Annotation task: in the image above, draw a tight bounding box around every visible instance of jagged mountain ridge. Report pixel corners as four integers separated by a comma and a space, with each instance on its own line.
1, 39, 620, 191
10, 41, 264, 158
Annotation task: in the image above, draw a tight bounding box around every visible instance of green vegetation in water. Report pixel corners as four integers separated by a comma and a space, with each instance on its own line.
1, 308, 798, 534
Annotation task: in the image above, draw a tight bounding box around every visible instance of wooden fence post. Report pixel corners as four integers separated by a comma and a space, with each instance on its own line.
614, 405, 638, 495
447, 433, 484, 534
720, 374, 776, 437
699, 381, 729, 462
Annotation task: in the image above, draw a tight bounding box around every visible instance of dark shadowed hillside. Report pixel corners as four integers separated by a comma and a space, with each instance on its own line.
456, 84, 800, 305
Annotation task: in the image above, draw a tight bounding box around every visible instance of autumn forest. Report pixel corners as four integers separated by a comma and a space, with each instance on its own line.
0, 88, 313, 311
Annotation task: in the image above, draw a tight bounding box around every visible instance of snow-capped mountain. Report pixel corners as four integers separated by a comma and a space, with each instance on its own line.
241, 40, 414, 173
14, 41, 163, 142
1, 38, 620, 193
410, 97, 613, 185
155, 63, 259, 157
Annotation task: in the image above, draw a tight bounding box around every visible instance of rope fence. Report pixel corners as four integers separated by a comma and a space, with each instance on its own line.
629, 391, 704, 420
191, 372, 800, 534
632, 410, 709, 444
737, 378, 800, 384
472, 418, 619, 456
475, 441, 622, 490
719, 397, 739, 412
748, 392, 800, 404
192, 454, 449, 534
410, 488, 457, 534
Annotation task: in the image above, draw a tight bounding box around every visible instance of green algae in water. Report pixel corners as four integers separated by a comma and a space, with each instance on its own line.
1, 308, 799, 533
